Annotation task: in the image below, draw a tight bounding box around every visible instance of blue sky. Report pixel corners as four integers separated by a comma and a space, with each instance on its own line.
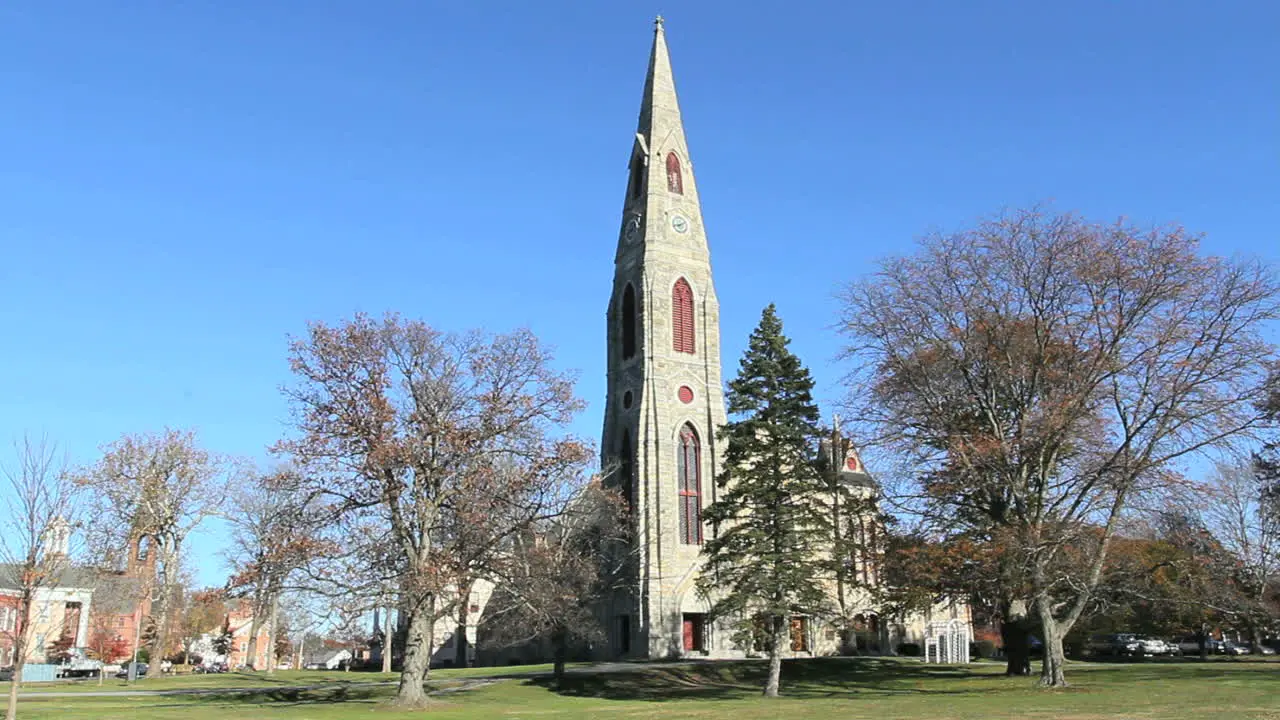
2, 1, 1277, 587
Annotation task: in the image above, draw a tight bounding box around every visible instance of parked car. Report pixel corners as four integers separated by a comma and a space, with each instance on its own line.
1222, 641, 1251, 656
57, 649, 103, 678
1086, 633, 1141, 657
1135, 636, 1174, 655
115, 662, 148, 679
1177, 635, 1205, 654
1232, 641, 1274, 655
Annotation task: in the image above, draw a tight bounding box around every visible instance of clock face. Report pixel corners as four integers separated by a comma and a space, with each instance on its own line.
670, 214, 690, 234
623, 213, 643, 243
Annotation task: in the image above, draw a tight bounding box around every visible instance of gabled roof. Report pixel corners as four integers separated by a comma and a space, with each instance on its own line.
0, 563, 102, 592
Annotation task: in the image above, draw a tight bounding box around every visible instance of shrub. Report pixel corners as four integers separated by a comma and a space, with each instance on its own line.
897, 643, 921, 657
971, 640, 997, 659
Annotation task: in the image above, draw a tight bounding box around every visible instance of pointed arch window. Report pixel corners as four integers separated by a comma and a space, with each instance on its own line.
672, 278, 695, 354
666, 152, 683, 194
630, 152, 644, 200
621, 284, 637, 360
677, 424, 702, 545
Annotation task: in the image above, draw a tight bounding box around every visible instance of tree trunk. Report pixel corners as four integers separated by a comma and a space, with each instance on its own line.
265, 591, 280, 675
244, 589, 264, 671
393, 604, 434, 707
5, 600, 28, 720
1002, 598, 1032, 676
1248, 620, 1263, 655
552, 626, 568, 689
378, 604, 394, 671
763, 614, 784, 698
127, 602, 143, 685
5, 662, 21, 720
146, 548, 177, 679
1035, 602, 1067, 688
455, 582, 472, 669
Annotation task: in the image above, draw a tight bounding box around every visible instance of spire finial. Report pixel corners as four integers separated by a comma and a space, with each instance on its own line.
654, 15, 664, 32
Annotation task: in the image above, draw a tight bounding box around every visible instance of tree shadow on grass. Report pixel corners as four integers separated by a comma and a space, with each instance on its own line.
148, 685, 385, 709
530, 657, 998, 703
1073, 662, 1280, 684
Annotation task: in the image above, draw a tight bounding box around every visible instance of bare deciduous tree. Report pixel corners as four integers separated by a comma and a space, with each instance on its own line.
277, 313, 590, 707
1199, 460, 1280, 649
839, 209, 1279, 686
481, 479, 631, 687
75, 429, 225, 679
224, 467, 320, 674
1, 436, 79, 720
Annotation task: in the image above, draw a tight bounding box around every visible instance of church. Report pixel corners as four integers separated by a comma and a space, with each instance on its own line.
596, 18, 970, 661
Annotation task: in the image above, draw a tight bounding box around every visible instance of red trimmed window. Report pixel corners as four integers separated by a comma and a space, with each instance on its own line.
677, 423, 702, 545
672, 278, 695, 354
666, 152, 683, 194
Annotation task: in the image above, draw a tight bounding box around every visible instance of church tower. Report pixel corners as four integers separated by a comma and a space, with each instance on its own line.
601, 17, 731, 659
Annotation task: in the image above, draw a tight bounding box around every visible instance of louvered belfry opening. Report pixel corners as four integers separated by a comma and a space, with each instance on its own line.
666, 152, 683, 194
677, 423, 702, 544
672, 278, 695, 354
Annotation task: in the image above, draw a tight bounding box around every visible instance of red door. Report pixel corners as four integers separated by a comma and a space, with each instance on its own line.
683, 619, 695, 651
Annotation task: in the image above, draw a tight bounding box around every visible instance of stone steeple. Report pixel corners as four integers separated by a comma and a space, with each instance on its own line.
601, 18, 731, 660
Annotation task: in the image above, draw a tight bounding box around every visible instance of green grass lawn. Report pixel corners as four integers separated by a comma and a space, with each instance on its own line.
13, 663, 562, 693
8, 657, 1280, 719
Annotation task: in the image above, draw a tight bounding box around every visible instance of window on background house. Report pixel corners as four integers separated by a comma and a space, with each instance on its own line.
676, 424, 702, 544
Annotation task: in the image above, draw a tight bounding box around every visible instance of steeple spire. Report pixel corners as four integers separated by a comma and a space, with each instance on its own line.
636, 14, 681, 148
603, 19, 729, 659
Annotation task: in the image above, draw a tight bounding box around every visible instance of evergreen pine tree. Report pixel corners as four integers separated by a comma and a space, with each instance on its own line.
698, 304, 830, 697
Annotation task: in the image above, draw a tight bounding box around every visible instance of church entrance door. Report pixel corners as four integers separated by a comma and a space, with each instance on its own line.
682, 614, 705, 652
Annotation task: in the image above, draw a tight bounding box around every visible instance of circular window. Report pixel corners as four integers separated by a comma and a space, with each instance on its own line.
678, 386, 694, 404
622, 391, 633, 409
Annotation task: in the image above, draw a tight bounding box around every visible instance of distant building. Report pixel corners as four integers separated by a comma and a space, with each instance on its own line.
0, 566, 95, 666
187, 599, 273, 669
